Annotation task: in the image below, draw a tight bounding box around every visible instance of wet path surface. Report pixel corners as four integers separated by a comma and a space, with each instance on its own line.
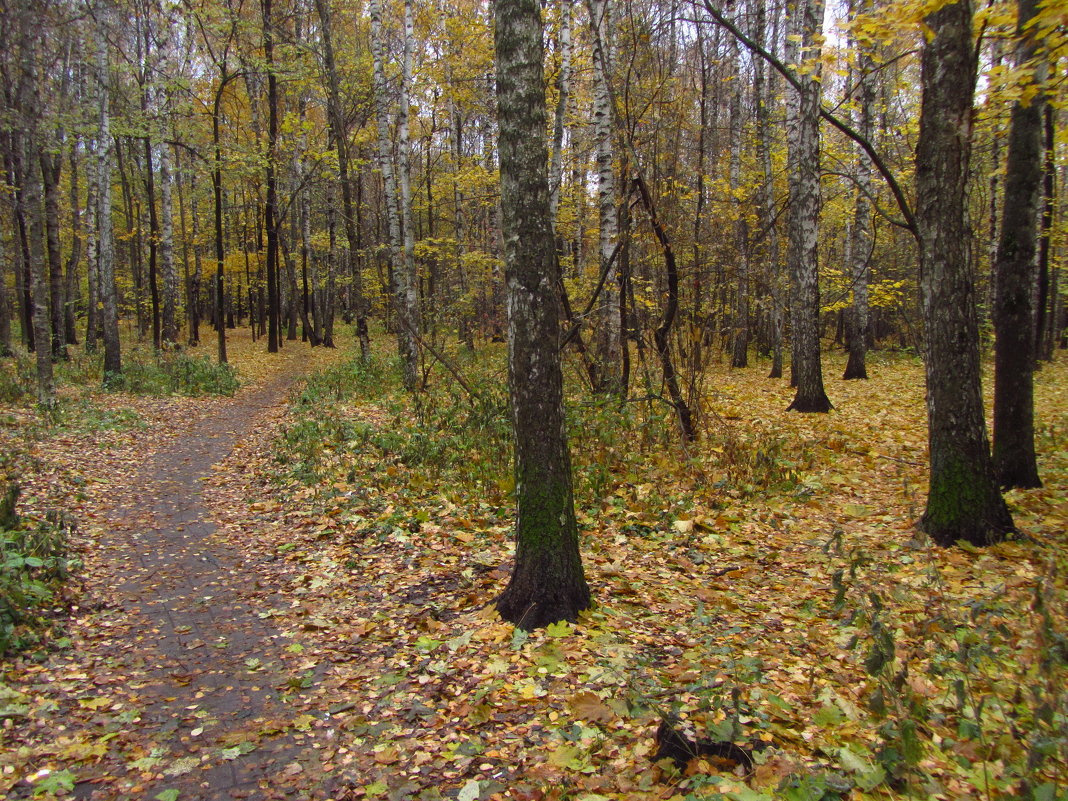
74, 378, 324, 800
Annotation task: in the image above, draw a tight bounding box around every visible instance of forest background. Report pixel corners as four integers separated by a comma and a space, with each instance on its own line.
0, 0, 1067, 798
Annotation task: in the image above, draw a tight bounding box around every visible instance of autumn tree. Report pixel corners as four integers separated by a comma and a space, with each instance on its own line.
842, 0, 875, 381
916, 0, 1014, 545
94, 0, 121, 380
992, 0, 1044, 489
494, 0, 591, 629
784, 0, 832, 412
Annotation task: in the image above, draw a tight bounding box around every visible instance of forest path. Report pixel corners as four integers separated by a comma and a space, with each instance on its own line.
23, 337, 353, 801
76, 374, 316, 800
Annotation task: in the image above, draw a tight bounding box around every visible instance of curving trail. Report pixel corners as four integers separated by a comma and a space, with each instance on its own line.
73, 376, 325, 801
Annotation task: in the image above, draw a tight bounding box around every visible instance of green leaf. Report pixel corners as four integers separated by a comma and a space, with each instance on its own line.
219, 741, 255, 760
457, 779, 482, 801
32, 769, 76, 796
414, 635, 442, 653
155, 790, 180, 801
364, 780, 388, 797
545, 620, 572, 638
813, 703, 845, 726
837, 745, 869, 774
510, 628, 529, 650
900, 719, 923, 765
856, 766, 886, 792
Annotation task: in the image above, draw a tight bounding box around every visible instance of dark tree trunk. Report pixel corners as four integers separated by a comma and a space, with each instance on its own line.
213, 79, 229, 364
40, 150, 67, 359
916, 0, 1014, 546
635, 174, 696, 442
1035, 104, 1055, 362
843, 0, 874, 381
315, 0, 369, 359
992, 0, 1043, 489
64, 141, 81, 346
493, 0, 590, 630
263, 0, 280, 353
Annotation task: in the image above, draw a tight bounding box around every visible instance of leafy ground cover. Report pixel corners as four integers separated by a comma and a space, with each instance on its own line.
0, 333, 1065, 800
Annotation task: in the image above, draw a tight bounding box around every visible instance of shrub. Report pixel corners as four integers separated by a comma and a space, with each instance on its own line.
111, 351, 239, 396
0, 492, 77, 656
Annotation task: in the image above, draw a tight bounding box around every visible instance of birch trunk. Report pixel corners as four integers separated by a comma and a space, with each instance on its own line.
159, 141, 177, 346
589, 0, 620, 392
494, 0, 590, 629
728, 20, 748, 369
96, 4, 121, 378
370, 0, 419, 389
548, 0, 572, 225
396, 0, 421, 389
785, 0, 831, 412
916, 0, 1013, 545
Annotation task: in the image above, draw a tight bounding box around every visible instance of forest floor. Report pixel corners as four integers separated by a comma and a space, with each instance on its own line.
1, 331, 1066, 801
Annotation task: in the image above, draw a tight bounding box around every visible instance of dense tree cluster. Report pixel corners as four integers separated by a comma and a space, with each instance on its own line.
1, 0, 1065, 594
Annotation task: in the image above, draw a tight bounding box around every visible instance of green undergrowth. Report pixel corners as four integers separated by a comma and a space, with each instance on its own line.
0, 483, 78, 657
823, 534, 1068, 800
1, 345, 239, 401
106, 349, 239, 396
277, 347, 817, 520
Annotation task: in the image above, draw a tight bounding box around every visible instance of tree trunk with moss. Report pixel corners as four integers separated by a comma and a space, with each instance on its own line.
916, 0, 1014, 546
494, 0, 591, 630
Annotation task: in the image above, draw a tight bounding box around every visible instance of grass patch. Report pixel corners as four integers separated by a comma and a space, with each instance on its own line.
108, 350, 239, 396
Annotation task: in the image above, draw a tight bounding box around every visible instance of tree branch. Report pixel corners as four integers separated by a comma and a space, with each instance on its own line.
695, 0, 918, 239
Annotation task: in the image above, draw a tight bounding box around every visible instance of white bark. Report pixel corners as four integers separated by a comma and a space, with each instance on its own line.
785, 0, 831, 411
589, 0, 620, 390
95, 2, 121, 377
160, 141, 178, 345
549, 0, 572, 225
370, 0, 419, 389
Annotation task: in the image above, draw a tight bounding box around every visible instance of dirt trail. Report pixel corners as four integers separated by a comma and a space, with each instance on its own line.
73, 376, 326, 800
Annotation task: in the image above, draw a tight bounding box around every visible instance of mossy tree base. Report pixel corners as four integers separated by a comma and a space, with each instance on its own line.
496, 555, 591, 631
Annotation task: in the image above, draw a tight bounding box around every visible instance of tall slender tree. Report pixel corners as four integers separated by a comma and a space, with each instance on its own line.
494, 0, 591, 629
95, 0, 121, 380
992, 0, 1044, 489
263, 0, 281, 353
843, 0, 875, 380
916, 0, 1014, 545
314, 0, 369, 358
785, 0, 832, 412
589, 0, 621, 392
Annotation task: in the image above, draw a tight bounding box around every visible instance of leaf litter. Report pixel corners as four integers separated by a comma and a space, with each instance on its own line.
1, 335, 1066, 800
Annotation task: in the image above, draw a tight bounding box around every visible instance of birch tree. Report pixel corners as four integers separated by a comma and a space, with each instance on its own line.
589, 0, 621, 392
95, 1, 121, 379
494, 0, 591, 629
916, 0, 1014, 545
785, 0, 832, 412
